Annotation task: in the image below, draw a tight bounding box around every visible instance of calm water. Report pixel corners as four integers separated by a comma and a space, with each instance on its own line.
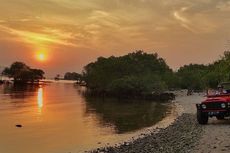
0, 83, 169, 153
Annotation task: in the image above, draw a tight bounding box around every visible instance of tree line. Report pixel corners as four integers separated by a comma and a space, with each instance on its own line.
2, 50, 230, 96
177, 51, 230, 90
82, 50, 230, 97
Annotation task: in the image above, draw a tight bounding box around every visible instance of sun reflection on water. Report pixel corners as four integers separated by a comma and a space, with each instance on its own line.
37, 87, 43, 114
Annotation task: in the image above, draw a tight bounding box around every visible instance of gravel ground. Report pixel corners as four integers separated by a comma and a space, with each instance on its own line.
90, 114, 202, 153
89, 92, 204, 153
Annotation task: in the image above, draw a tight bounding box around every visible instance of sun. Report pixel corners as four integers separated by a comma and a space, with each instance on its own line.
36, 52, 46, 61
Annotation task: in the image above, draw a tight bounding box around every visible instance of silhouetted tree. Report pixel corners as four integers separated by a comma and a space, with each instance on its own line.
54, 74, 61, 80
2, 62, 44, 83
64, 72, 82, 81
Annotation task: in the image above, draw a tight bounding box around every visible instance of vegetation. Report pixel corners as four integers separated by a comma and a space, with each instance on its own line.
176, 51, 230, 90
2, 50, 230, 97
64, 72, 82, 81
2, 62, 44, 83
82, 50, 230, 98
83, 51, 174, 98
176, 64, 209, 90
54, 74, 61, 81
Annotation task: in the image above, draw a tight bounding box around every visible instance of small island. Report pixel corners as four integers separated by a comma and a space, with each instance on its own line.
82, 51, 175, 100
2, 62, 44, 84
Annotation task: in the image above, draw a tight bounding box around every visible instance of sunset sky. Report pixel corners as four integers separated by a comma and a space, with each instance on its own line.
0, 0, 230, 77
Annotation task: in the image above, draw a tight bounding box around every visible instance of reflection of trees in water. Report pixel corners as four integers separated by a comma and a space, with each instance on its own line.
73, 85, 86, 94
2, 84, 40, 99
83, 96, 169, 134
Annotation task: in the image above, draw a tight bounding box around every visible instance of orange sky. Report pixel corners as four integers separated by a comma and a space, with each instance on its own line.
0, 0, 230, 77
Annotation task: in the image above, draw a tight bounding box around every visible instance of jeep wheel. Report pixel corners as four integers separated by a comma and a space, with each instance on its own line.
197, 110, 208, 124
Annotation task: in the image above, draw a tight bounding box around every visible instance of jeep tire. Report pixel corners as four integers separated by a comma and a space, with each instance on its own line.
197, 110, 208, 124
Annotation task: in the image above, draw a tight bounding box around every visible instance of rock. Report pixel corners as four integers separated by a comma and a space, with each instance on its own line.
16, 124, 22, 128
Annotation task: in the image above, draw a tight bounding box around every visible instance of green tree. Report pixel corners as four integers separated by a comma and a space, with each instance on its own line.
176, 64, 208, 90
83, 51, 173, 97
175, 51, 230, 90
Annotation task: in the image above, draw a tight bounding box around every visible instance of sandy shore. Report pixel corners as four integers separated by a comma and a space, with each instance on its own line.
89, 91, 230, 153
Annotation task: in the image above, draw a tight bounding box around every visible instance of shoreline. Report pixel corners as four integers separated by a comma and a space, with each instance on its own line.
88, 91, 204, 153
84, 101, 181, 153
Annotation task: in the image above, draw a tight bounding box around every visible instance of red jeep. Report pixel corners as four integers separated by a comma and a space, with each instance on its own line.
196, 82, 230, 124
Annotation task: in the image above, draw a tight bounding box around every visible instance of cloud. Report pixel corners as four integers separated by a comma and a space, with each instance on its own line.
84, 24, 101, 35
17, 18, 31, 22
89, 10, 110, 19
154, 26, 168, 31
88, 10, 120, 28
217, 1, 230, 11
0, 24, 77, 47
172, 5, 218, 34
173, 11, 189, 23
173, 7, 197, 33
